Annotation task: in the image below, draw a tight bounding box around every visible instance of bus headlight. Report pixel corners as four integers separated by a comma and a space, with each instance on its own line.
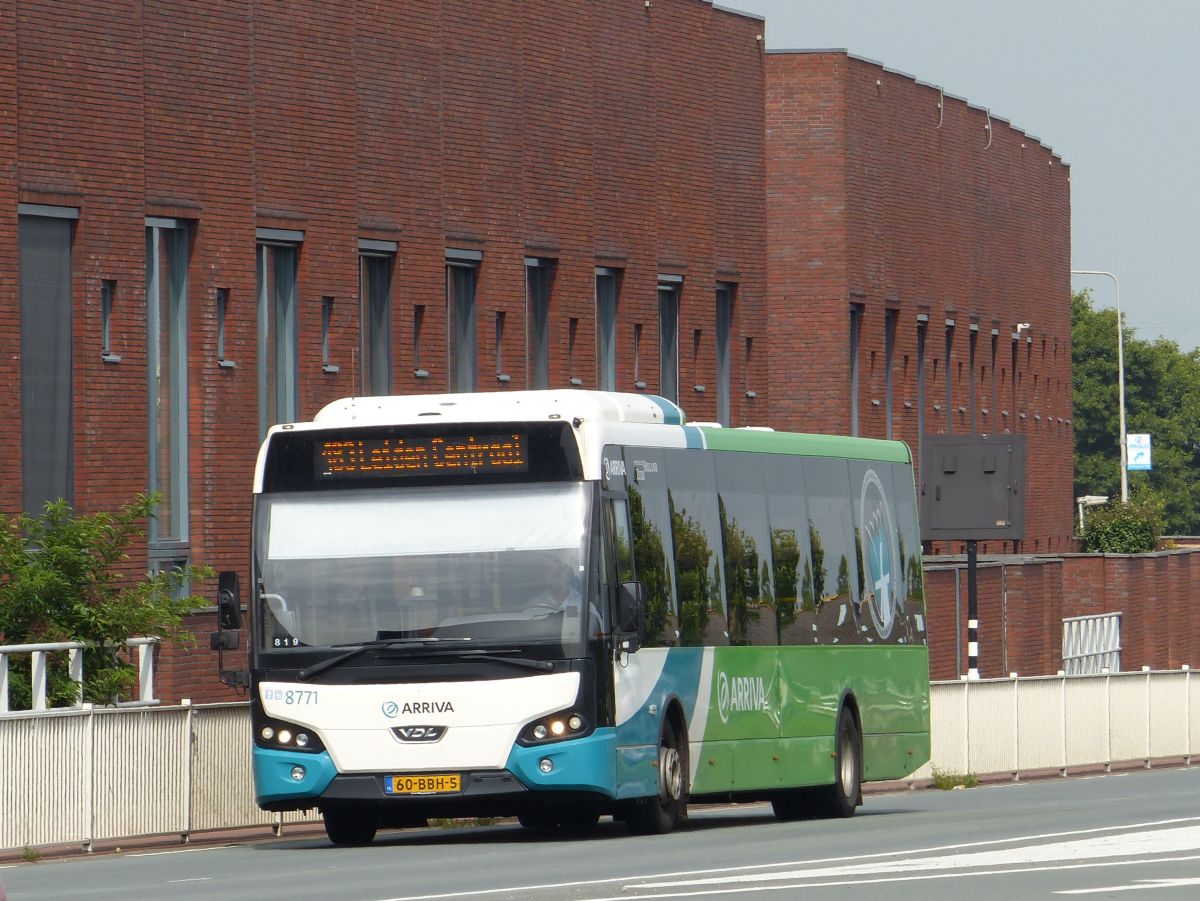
518, 709, 590, 746
253, 716, 325, 753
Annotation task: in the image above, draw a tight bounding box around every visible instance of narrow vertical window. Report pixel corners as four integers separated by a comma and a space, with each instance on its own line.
916, 315, 928, 441
715, 284, 733, 425
19, 205, 77, 513
944, 318, 955, 434
658, 278, 681, 402
256, 228, 303, 437
321, 297, 337, 372
147, 217, 191, 548
525, 258, 552, 389
744, 336, 755, 397
1011, 332, 1019, 424
567, 317, 581, 386
216, 288, 234, 367
633, 323, 645, 389
359, 241, 395, 395
991, 328, 999, 423
446, 249, 481, 392
494, 311, 507, 381
596, 268, 619, 390
884, 308, 897, 439
969, 325, 978, 431
849, 304, 864, 436
413, 305, 428, 378
101, 280, 120, 362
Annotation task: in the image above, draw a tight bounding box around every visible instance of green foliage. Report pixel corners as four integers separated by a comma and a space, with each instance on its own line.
0, 494, 211, 708
628, 486, 672, 646
1079, 490, 1165, 553
1073, 290, 1200, 534
930, 768, 979, 790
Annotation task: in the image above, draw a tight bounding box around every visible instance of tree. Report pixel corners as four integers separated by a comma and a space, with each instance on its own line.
0, 494, 210, 708
1073, 290, 1200, 535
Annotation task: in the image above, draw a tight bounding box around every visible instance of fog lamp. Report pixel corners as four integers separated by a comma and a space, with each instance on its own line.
538, 758, 554, 774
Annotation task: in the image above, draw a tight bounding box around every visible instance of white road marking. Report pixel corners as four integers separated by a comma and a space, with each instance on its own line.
377, 818, 1200, 901
1057, 877, 1200, 895
166, 877, 214, 884
636, 825, 1200, 889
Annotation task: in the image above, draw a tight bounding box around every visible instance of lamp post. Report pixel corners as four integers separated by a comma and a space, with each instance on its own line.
1071, 270, 1127, 503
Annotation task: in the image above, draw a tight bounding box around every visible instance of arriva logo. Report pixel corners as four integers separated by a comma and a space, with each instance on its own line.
716, 670, 769, 724
603, 457, 627, 481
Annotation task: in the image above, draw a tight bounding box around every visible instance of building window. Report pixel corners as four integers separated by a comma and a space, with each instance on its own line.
256, 229, 303, 437
147, 218, 191, 546
969, 325, 979, 430
916, 315, 928, 441
413, 305, 428, 378
884, 308, 898, 439
446, 249, 481, 392
849, 304, 864, 436
101, 280, 119, 363
991, 328, 999, 423
19, 205, 77, 513
596, 268, 619, 391
944, 319, 955, 433
658, 278, 681, 402
360, 241, 395, 396
215, 288, 233, 366
525, 258, 553, 389
716, 284, 733, 425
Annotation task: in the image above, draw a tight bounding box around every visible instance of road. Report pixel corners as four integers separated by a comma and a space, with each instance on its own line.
5, 767, 1200, 900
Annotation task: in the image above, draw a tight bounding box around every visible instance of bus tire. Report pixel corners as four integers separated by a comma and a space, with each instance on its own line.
517, 809, 558, 830
816, 706, 862, 819
323, 808, 377, 846
624, 719, 688, 835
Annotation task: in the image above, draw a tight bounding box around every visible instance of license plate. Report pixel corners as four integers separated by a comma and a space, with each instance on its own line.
384, 773, 462, 795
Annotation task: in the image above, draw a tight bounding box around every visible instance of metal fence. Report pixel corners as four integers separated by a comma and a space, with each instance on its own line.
2, 670, 1198, 852
1061, 612, 1122, 675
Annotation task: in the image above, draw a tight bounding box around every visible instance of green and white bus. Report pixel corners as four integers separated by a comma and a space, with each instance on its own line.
213, 390, 929, 844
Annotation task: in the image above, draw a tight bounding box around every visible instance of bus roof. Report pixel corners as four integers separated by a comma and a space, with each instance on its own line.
312, 390, 686, 428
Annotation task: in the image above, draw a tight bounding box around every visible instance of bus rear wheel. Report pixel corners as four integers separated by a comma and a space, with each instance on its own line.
323, 808, 378, 846
816, 706, 862, 818
623, 720, 687, 835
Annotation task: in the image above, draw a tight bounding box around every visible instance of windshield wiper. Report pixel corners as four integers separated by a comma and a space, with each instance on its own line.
296, 637, 470, 682
447, 650, 554, 673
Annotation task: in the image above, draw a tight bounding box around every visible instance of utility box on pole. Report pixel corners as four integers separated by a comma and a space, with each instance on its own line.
920, 434, 1026, 542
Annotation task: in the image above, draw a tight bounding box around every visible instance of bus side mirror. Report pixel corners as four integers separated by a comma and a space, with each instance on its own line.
618, 581, 645, 648
216, 570, 243, 630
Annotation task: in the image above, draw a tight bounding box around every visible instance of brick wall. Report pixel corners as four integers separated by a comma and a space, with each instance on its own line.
924, 550, 1200, 681
766, 52, 1075, 554
1, 1, 766, 703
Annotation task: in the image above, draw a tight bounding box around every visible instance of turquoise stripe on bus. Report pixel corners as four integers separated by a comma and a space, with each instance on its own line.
645, 395, 687, 426
253, 746, 338, 804
682, 425, 706, 449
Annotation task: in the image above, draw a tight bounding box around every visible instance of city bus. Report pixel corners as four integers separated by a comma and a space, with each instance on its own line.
211, 390, 930, 845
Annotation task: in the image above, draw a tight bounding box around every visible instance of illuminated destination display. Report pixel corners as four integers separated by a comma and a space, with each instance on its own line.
317, 432, 528, 479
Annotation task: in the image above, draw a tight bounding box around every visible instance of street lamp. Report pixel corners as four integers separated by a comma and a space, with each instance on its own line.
1071, 270, 1127, 503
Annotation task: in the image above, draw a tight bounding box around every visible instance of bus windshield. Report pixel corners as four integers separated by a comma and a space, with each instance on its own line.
254, 482, 594, 652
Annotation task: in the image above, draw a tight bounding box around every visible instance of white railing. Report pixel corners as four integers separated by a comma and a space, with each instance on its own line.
1062, 612, 1122, 675
0, 638, 160, 715
2, 670, 1198, 852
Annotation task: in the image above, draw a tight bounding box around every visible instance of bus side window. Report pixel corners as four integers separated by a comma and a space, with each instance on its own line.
609, 499, 635, 584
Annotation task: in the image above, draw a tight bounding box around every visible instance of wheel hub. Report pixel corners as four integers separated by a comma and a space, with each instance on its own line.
660, 745, 683, 801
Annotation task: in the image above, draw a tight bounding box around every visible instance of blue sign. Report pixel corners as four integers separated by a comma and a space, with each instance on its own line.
1127, 433, 1152, 471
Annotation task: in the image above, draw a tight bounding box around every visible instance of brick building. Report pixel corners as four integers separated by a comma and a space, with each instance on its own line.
2, 3, 1077, 700
766, 51, 1075, 554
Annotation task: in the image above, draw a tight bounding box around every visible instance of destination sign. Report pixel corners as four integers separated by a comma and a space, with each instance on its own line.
316, 432, 528, 479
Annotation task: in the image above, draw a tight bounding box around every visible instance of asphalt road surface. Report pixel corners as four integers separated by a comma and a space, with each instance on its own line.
5, 767, 1200, 900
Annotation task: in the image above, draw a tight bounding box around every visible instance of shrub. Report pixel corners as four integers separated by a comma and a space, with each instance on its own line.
1079, 490, 1165, 554
0, 493, 211, 708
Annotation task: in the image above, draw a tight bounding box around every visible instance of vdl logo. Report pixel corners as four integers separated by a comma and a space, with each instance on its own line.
859, 468, 901, 639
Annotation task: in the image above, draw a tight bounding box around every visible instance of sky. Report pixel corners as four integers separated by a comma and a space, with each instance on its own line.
727, 0, 1200, 352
